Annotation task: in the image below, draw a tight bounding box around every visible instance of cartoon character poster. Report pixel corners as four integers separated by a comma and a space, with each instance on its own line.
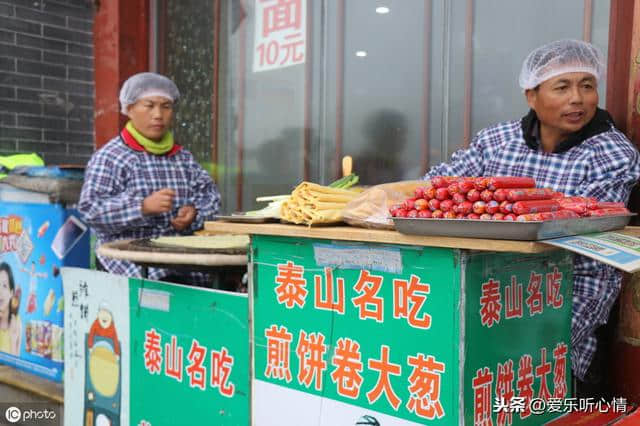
63, 268, 130, 426
0, 201, 89, 381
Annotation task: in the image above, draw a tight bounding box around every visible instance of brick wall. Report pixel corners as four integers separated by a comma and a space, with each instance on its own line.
0, 0, 95, 165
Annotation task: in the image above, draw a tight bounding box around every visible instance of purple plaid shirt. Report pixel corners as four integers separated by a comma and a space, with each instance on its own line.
78, 135, 221, 284
424, 119, 640, 380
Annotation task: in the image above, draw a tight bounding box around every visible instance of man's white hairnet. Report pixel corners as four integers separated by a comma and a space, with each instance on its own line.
119, 72, 180, 114
518, 39, 605, 91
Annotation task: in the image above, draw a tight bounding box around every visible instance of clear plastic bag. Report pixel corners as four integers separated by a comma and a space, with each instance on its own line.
342, 180, 427, 229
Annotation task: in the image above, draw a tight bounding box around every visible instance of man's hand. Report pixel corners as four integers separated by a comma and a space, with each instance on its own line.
171, 205, 197, 231
142, 188, 175, 215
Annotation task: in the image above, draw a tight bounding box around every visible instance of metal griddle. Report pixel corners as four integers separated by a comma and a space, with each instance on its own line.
125, 238, 248, 255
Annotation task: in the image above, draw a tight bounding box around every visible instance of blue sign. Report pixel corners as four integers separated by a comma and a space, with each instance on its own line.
0, 201, 89, 381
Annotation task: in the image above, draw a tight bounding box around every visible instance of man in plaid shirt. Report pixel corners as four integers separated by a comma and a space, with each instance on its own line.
424, 40, 640, 394
79, 73, 221, 286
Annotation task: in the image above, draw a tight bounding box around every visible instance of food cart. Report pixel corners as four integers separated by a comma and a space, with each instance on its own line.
60, 166, 640, 424
204, 221, 575, 425
62, 219, 640, 425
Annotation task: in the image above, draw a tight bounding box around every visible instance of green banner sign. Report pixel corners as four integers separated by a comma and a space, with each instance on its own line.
252, 235, 461, 425
463, 250, 573, 425
129, 279, 249, 425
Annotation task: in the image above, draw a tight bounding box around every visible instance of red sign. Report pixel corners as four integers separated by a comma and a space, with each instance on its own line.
253, 0, 306, 72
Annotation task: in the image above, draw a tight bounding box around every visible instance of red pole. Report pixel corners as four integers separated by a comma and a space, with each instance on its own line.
93, 0, 149, 149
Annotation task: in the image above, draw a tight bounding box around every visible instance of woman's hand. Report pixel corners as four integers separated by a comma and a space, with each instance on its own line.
142, 188, 175, 215
171, 205, 196, 231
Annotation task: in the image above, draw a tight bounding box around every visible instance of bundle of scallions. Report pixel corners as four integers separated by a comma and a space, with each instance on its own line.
244, 195, 290, 218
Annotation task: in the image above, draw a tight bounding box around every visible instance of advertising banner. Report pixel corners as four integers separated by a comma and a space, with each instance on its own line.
0, 202, 89, 381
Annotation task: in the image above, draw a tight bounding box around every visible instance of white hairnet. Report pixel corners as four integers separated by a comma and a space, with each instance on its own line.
98, 301, 111, 313
518, 39, 605, 91
119, 72, 180, 114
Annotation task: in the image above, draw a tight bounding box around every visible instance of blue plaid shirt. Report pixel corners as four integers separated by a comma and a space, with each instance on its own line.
424, 119, 640, 380
78, 135, 221, 284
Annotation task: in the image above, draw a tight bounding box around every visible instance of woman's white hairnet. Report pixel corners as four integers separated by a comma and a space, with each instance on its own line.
119, 72, 180, 114
518, 39, 605, 91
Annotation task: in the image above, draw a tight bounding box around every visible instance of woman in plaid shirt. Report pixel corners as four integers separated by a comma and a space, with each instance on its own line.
424, 40, 640, 396
78, 73, 221, 286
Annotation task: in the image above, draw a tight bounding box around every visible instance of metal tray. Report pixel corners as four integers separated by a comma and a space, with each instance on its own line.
215, 212, 279, 223
392, 214, 634, 241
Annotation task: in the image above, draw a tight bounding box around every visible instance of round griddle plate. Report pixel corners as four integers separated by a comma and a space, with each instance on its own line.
126, 238, 248, 255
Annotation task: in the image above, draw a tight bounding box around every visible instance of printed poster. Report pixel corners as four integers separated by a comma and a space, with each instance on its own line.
63, 269, 130, 426
0, 202, 89, 382
543, 232, 640, 273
